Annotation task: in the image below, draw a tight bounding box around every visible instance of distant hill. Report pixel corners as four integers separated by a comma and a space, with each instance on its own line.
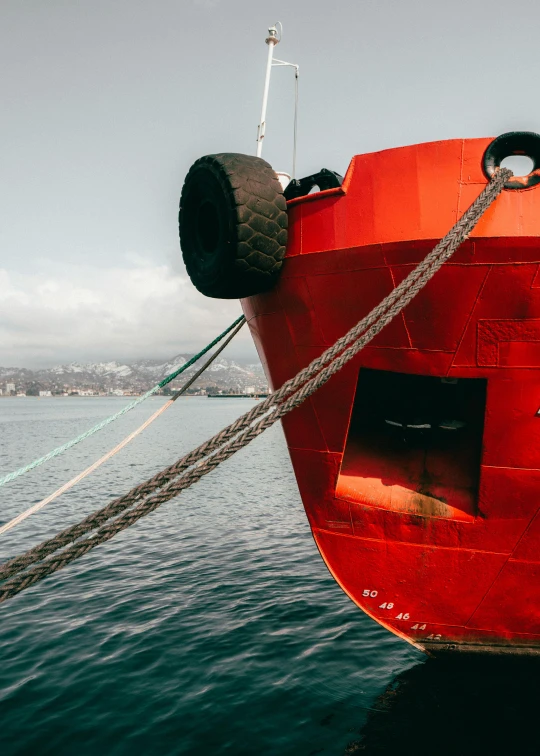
0, 355, 268, 395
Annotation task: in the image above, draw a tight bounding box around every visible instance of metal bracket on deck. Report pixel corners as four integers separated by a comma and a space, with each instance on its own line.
283, 168, 344, 200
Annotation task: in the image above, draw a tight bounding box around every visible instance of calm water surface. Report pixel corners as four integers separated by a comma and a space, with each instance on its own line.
0, 398, 538, 755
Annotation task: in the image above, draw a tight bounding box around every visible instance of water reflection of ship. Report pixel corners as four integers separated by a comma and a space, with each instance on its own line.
346, 656, 540, 755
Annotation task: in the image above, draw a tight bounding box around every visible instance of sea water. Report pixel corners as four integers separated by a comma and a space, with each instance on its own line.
0, 398, 538, 755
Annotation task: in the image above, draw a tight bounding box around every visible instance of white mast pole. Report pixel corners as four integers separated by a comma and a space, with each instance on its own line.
256, 25, 279, 158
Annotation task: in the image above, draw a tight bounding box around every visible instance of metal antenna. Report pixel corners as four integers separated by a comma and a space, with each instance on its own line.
255, 23, 300, 179
256, 24, 280, 158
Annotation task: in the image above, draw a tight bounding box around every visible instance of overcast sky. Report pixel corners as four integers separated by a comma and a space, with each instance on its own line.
1, 0, 538, 366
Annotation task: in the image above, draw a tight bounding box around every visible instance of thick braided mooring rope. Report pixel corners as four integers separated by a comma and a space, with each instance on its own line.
0, 168, 511, 603
0, 318, 246, 536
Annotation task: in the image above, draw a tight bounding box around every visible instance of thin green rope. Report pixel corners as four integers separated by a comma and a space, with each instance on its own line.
0, 316, 245, 489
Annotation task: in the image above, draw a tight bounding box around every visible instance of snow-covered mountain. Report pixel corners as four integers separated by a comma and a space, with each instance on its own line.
0, 354, 267, 394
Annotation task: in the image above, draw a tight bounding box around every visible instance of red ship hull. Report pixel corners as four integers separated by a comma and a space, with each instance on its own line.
242, 137, 540, 654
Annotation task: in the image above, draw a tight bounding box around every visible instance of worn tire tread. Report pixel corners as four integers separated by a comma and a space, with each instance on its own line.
180, 153, 288, 298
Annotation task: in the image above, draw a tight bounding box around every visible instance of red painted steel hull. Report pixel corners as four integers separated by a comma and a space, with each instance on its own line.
241, 138, 540, 655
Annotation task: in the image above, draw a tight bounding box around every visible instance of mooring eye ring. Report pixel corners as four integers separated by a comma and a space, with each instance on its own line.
483, 131, 540, 190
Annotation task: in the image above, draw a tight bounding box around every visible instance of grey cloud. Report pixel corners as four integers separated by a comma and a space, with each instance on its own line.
0, 260, 255, 367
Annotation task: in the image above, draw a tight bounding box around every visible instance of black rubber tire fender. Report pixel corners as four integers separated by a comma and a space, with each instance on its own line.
179, 153, 288, 299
